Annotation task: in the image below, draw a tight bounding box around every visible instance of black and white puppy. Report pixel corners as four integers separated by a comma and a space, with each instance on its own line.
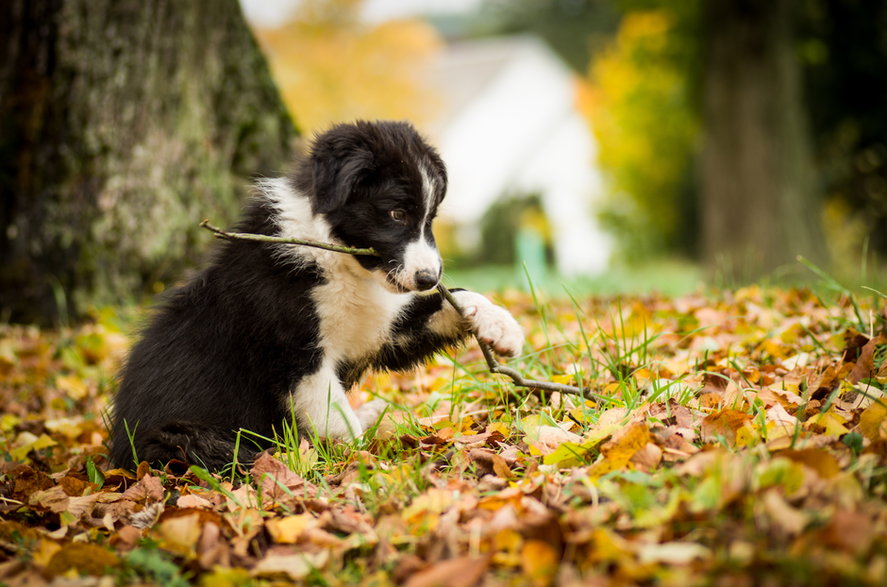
108, 120, 523, 470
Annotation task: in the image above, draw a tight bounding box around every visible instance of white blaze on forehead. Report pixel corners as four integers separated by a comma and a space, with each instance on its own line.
418, 163, 438, 224
390, 161, 441, 291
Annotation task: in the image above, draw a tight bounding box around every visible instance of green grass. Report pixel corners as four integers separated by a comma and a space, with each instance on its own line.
444, 258, 703, 297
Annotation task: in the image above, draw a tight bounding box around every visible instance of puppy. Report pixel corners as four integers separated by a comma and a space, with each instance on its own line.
108, 120, 523, 470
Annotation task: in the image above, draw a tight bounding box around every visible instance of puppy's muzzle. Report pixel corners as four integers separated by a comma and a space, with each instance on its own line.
414, 269, 440, 291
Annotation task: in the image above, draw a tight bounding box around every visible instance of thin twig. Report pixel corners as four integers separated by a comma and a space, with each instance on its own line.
436, 284, 600, 401
200, 220, 595, 400
200, 219, 378, 256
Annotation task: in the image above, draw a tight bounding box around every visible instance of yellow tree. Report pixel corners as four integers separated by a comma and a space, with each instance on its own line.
253, 0, 441, 135
578, 10, 698, 261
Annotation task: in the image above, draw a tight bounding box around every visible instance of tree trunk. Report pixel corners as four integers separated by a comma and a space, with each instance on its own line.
0, 0, 297, 324
700, 0, 826, 280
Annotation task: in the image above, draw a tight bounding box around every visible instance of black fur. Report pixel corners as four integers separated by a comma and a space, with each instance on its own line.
108, 121, 466, 470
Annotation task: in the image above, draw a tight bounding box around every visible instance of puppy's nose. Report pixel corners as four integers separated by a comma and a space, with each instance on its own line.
414, 269, 440, 291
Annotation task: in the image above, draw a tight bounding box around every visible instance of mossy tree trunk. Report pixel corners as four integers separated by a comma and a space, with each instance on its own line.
699, 0, 827, 280
0, 0, 297, 324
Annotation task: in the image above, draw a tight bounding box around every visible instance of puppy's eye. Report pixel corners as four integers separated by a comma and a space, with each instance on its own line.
389, 209, 407, 223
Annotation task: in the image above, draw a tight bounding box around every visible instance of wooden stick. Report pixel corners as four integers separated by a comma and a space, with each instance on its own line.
200, 219, 378, 256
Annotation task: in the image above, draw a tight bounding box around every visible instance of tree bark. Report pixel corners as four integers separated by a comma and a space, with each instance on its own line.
0, 0, 297, 324
700, 0, 826, 280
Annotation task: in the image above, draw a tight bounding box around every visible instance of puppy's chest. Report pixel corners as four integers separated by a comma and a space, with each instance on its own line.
311, 278, 408, 362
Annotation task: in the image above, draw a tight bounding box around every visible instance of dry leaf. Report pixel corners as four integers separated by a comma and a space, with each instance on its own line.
403, 556, 490, 587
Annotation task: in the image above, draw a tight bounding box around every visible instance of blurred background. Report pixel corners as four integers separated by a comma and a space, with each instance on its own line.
2, 0, 885, 324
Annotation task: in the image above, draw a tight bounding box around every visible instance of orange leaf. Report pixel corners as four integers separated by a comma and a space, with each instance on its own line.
521, 540, 559, 587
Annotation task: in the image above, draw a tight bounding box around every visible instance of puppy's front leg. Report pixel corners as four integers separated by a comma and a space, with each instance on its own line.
429, 290, 524, 357
451, 290, 524, 357
288, 364, 363, 440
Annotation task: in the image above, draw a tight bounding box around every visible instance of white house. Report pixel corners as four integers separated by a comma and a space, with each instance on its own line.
423, 35, 611, 276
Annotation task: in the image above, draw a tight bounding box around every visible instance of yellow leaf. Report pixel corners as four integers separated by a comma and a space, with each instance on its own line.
734, 423, 760, 448
199, 567, 252, 587
46, 543, 119, 577
45, 417, 85, 440
11, 432, 57, 461
55, 374, 89, 400
31, 539, 62, 569
486, 421, 511, 437
805, 410, 849, 437
492, 529, 523, 567
589, 422, 651, 476
551, 373, 580, 385
778, 449, 840, 479
859, 401, 887, 441
401, 488, 456, 529
156, 513, 203, 557
266, 514, 319, 544
0, 413, 19, 432
521, 540, 559, 587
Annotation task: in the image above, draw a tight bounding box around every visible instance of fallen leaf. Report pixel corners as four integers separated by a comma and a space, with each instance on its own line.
701, 409, 753, 445
637, 541, 710, 564
266, 514, 321, 544
252, 551, 329, 581
521, 539, 559, 586
589, 422, 651, 476
858, 401, 887, 441
761, 489, 809, 536
154, 511, 208, 558
45, 543, 119, 577
403, 555, 490, 587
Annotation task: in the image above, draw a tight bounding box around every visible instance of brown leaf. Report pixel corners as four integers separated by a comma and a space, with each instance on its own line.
57, 474, 91, 496
251, 452, 313, 501
197, 521, 230, 570
403, 556, 490, 587
629, 442, 663, 472
815, 509, 874, 555
10, 464, 53, 498
701, 409, 752, 445
848, 334, 886, 384
121, 474, 164, 503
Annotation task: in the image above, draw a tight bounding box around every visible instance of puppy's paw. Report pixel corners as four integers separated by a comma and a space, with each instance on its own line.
355, 398, 388, 431
451, 291, 524, 358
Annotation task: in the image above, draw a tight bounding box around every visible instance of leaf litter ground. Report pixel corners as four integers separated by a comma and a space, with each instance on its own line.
1, 286, 886, 586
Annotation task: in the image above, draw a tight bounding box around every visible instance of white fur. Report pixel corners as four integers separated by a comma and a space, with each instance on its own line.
265, 179, 413, 439
396, 163, 442, 291
400, 238, 441, 290
448, 290, 524, 357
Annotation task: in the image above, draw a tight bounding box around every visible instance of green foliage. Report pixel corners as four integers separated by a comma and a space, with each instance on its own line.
802, 0, 887, 256
125, 545, 191, 587
581, 3, 701, 262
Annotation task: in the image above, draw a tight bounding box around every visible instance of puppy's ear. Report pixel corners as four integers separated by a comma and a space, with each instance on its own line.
310, 135, 375, 215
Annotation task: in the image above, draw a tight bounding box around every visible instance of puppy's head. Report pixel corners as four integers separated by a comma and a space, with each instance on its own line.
296, 120, 447, 293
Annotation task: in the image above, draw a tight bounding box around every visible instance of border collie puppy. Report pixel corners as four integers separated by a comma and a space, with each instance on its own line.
108, 120, 523, 470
